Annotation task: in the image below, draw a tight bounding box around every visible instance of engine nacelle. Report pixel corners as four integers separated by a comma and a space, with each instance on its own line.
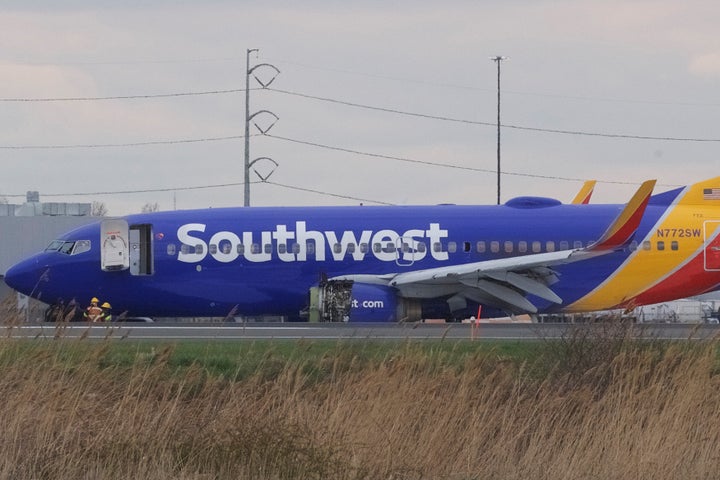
311, 280, 422, 323
347, 283, 398, 322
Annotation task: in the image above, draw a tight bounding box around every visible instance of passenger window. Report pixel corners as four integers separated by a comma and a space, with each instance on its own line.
307, 242, 315, 255
195, 244, 204, 254
476, 241, 486, 253
518, 241, 527, 253
348, 243, 356, 253
628, 241, 638, 252
504, 241, 513, 253
573, 241, 583, 249
360, 243, 369, 253
382, 243, 396, 253
463, 242, 471, 253
251, 243, 260, 254
490, 241, 500, 253
333, 243, 342, 254
433, 242, 443, 253
642, 241, 651, 251
447, 242, 457, 253
657, 241, 665, 251
532, 241, 541, 253
278, 244, 287, 254
292, 243, 300, 254
416, 243, 426, 253
209, 244, 218, 254
222, 243, 231, 254
374, 243, 382, 253
167, 244, 176, 256
264, 244, 272, 254
559, 241, 569, 250
546, 241, 555, 252
671, 241, 678, 251
237, 244, 245, 255
181, 244, 190, 255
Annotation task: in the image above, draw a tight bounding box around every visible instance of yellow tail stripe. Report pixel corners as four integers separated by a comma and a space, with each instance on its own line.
568, 177, 720, 311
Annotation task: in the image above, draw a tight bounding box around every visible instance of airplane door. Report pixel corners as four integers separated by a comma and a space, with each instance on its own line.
129, 224, 154, 276
704, 221, 720, 271
101, 219, 130, 271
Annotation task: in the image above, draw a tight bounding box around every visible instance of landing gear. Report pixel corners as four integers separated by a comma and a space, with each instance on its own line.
44, 302, 83, 322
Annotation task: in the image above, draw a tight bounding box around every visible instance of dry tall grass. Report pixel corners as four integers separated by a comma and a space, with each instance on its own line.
0, 326, 717, 478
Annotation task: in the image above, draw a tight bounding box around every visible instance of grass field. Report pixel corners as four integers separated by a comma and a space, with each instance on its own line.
0, 320, 718, 479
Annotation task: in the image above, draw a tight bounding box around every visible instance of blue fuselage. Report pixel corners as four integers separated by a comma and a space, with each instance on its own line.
5, 197, 681, 319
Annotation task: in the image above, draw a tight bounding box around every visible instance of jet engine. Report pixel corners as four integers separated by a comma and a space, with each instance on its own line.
309, 280, 422, 323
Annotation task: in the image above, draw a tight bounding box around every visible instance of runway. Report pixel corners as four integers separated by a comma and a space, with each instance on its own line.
4, 322, 720, 341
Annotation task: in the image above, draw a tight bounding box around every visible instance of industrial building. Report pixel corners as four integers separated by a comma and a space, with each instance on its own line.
0, 192, 97, 303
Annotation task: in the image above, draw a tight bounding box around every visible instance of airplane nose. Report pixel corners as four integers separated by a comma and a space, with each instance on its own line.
4, 256, 50, 298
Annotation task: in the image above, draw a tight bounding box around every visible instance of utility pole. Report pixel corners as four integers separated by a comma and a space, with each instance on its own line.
490, 56, 508, 205
244, 49, 280, 207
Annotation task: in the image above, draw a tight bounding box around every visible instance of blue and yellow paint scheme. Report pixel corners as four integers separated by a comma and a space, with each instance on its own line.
5, 177, 720, 321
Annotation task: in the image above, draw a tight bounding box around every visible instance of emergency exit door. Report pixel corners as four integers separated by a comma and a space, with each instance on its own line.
704, 221, 720, 271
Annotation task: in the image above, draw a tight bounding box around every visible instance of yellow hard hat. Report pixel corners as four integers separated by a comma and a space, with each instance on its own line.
91, 297, 99, 303
101, 302, 111, 309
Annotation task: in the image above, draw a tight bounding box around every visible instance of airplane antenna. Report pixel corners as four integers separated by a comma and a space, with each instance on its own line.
244, 49, 280, 206
490, 55, 508, 205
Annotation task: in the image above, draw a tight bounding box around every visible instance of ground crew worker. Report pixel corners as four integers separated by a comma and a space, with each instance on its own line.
84, 297, 103, 322
100, 302, 113, 322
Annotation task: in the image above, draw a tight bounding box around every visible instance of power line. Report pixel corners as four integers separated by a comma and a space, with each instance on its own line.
12, 57, 241, 66
272, 58, 720, 108
263, 133, 681, 188
0, 181, 254, 198
264, 181, 393, 205
0, 88, 247, 102
15, 55, 719, 108
0, 178, 392, 205
266, 87, 720, 142
2, 83, 717, 142
0, 134, 249, 150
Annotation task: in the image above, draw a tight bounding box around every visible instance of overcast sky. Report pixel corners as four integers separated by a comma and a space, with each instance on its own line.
1, 1, 718, 215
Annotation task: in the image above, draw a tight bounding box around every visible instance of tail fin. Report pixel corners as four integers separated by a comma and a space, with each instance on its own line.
571, 180, 596, 204
676, 176, 720, 205
587, 180, 656, 251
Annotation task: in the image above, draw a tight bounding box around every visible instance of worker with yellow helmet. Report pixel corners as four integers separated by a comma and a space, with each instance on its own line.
83, 297, 103, 322
100, 302, 113, 322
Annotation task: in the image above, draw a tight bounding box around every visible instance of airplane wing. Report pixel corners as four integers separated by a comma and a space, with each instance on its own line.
571, 180, 597, 204
331, 180, 656, 315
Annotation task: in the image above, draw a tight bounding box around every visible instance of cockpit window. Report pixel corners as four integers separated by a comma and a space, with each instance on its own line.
59, 242, 75, 254
45, 240, 91, 255
72, 240, 91, 255
45, 240, 64, 252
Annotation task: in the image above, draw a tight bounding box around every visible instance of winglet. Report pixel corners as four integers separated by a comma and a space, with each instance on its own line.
571, 180, 596, 204
587, 180, 656, 251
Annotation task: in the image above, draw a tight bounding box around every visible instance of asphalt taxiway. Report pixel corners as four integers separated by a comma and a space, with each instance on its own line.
4, 322, 720, 341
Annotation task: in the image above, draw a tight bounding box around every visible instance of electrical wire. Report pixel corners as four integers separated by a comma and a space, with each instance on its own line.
263, 134, 681, 187
0, 135, 248, 149
0, 88, 247, 102
272, 58, 720, 107
0, 181, 254, 198
263, 181, 393, 205
0, 179, 392, 205
266, 87, 720, 142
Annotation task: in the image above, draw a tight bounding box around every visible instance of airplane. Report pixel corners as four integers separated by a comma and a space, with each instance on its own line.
4, 177, 720, 322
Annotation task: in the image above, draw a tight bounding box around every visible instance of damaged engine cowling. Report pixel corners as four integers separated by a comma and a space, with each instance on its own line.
310, 280, 422, 322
